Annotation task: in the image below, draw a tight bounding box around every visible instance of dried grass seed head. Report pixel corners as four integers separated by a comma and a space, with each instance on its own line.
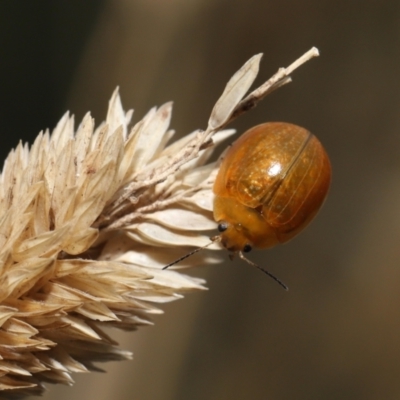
0, 48, 319, 396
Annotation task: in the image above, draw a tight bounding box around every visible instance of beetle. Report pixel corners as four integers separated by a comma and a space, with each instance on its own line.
213, 122, 331, 252
164, 122, 331, 290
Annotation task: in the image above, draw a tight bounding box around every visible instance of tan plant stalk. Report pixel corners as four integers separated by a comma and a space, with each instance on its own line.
0, 48, 318, 397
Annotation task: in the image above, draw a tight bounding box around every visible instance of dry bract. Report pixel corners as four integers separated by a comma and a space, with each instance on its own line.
0, 48, 318, 396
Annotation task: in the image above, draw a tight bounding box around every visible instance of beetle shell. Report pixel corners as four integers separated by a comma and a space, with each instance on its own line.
213, 122, 331, 252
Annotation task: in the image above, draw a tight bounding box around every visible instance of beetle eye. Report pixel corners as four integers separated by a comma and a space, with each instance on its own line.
218, 222, 228, 232
243, 244, 252, 253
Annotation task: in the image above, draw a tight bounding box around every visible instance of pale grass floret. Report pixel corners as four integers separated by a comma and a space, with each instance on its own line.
0, 48, 318, 396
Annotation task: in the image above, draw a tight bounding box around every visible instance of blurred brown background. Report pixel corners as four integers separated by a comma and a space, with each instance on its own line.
2, 1, 400, 399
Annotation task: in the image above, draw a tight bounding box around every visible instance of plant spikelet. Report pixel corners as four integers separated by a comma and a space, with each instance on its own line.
0, 48, 318, 396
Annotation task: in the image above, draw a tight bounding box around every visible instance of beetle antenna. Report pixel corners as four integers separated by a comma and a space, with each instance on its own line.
162, 238, 220, 270
238, 252, 288, 291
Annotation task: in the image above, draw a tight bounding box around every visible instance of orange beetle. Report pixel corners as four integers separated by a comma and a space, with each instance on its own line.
213, 122, 331, 254
165, 122, 331, 289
